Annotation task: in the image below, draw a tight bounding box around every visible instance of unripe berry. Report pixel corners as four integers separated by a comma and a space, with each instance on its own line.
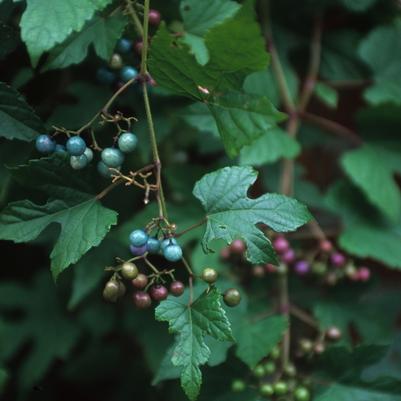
83, 147, 93, 163
118, 281, 126, 297
148, 9, 161, 25
133, 291, 152, 309
121, 262, 139, 280
116, 38, 132, 53
331, 252, 346, 268
129, 229, 149, 247
265, 263, 277, 273
103, 280, 120, 302
284, 363, 296, 377
230, 239, 246, 254
357, 266, 371, 282
66, 136, 86, 156
294, 260, 310, 275
252, 265, 265, 278
220, 247, 231, 260
35, 134, 56, 154
201, 268, 218, 284
223, 288, 241, 307
231, 379, 246, 393
109, 53, 123, 69
264, 361, 276, 375
55, 144, 66, 154
281, 248, 295, 264
170, 281, 185, 297
273, 236, 289, 253
273, 381, 288, 395
253, 365, 265, 378
299, 338, 313, 353
70, 155, 88, 170
325, 272, 338, 286
319, 239, 333, 253
130, 244, 147, 256
150, 284, 168, 301
314, 342, 325, 354
132, 273, 148, 289
270, 345, 280, 360
96, 67, 115, 84
134, 40, 143, 55
325, 326, 342, 341
294, 386, 311, 401
97, 161, 114, 178
259, 383, 274, 397
312, 261, 327, 275
118, 132, 138, 153
163, 244, 183, 262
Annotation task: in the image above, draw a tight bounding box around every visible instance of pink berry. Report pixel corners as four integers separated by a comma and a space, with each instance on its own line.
230, 239, 246, 254
150, 284, 168, 301
148, 9, 161, 26
265, 263, 277, 273
252, 265, 265, 278
281, 248, 295, 264
330, 252, 346, 268
357, 266, 371, 282
220, 247, 231, 260
134, 40, 143, 55
294, 260, 310, 275
273, 236, 289, 254
133, 291, 152, 309
319, 239, 333, 253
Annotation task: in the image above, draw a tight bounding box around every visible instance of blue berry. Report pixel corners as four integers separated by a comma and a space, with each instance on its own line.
97, 161, 113, 178
116, 38, 132, 53
129, 229, 149, 247
55, 144, 67, 154
35, 134, 56, 154
66, 136, 86, 156
146, 237, 160, 253
120, 66, 138, 82
161, 238, 178, 251
101, 147, 124, 168
130, 244, 147, 256
163, 244, 183, 262
70, 155, 88, 170
118, 132, 138, 153
83, 147, 94, 163
96, 67, 115, 85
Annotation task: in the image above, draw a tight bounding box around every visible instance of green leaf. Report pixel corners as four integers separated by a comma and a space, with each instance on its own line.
339, 0, 377, 11
235, 315, 288, 368
243, 70, 281, 107
341, 144, 401, 221
20, 0, 113, 66
155, 287, 234, 400
0, 82, 45, 141
208, 91, 286, 157
193, 166, 312, 264
314, 82, 339, 109
359, 23, 401, 106
0, 195, 117, 279
239, 127, 300, 166
43, 14, 127, 71
0, 22, 18, 60
0, 367, 7, 393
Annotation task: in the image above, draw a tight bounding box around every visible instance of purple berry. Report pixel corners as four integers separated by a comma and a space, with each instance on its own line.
281, 248, 295, 264
230, 239, 246, 254
150, 284, 168, 301
331, 252, 346, 267
357, 266, 371, 282
133, 291, 152, 309
170, 281, 185, 296
294, 260, 310, 275
273, 236, 289, 254
130, 244, 147, 256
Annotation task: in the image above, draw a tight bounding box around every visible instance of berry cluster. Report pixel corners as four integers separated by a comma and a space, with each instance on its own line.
96, 9, 161, 87
35, 131, 138, 176
231, 346, 312, 401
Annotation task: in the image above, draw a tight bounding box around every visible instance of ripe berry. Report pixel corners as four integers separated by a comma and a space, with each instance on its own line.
55, 144, 67, 154
146, 237, 161, 254
294, 386, 311, 401
223, 288, 241, 307
97, 161, 114, 178
101, 147, 124, 168
357, 266, 371, 282
265, 263, 277, 273
103, 280, 120, 302
319, 239, 333, 253
314, 342, 325, 354
96, 67, 115, 84
252, 265, 265, 277
130, 244, 147, 256
161, 237, 178, 250
220, 247, 231, 260
230, 239, 246, 254
330, 252, 346, 268
120, 65, 138, 82
325, 326, 342, 341
273, 236, 289, 253
116, 38, 132, 53
231, 379, 246, 393
148, 9, 161, 25
66, 136, 86, 156
133, 291, 152, 309
132, 273, 148, 289
273, 381, 288, 395
253, 365, 265, 378
281, 248, 295, 264
259, 383, 274, 397
121, 262, 139, 280
70, 155, 88, 170
270, 345, 280, 360
294, 260, 310, 275
163, 244, 183, 262
83, 147, 93, 163
35, 134, 56, 154
201, 268, 218, 284
109, 53, 123, 69
129, 229, 149, 247
150, 284, 168, 301
170, 281, 185, 297
118, 132, 138, 153
134, 40, 143, 55
264, 361, 276, 375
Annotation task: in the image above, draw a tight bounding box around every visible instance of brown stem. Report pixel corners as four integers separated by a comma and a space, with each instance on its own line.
96, 179, 123, 200
175, 218, 207, 238
290, 304, 320, 330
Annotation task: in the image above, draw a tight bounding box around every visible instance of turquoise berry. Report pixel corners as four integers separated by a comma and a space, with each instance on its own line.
55, 144, 66, 154
116, 38, 132, 53
129, 229, 149, 247
97, 161, 112, 178
120, 66, 138, 82
161, 238, 178, 251
118, 132, 138, 153
96, 67, 115, 84
146, 237, 161, 253
101, 147, 124, 168
35, 134, 56, 154
70, 155, 88, 170
66, 136, 86, 156
83, 147, 94, 163
163, 244, 183, 262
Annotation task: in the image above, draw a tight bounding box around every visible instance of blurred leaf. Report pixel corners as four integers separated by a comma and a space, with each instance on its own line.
0, 367, 7, 393
181, 103, 219, 136
193, 166, 312, 264
0, 82, 44, 141
44, 14, 127, 71
314, 82, 339, 109
0, 22, 18, 60
20, 0, 113, 66
243, 70, 280, 107
339, 0, 377, 11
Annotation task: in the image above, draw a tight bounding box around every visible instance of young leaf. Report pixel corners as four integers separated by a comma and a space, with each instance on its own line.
193, 166, 312, 264
0, 82, 44, 141
0, 195, 117, 279
314, 82, 339, 109
235, 315, 288, 368
43, 15, 127, 71
339, 0, 377, 12
155, 287, 234, 400
20, 0, 113, 66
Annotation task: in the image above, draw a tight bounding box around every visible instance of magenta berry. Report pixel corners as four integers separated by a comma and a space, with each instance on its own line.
150, 284, 168, 301
331, 252, 346, 267
265, 263, 277, 273
220, 247, 231, 260
273, 236, 289, 253
148, 9, 161, 25
132, 273, 148, 289
294, 260, 310, 275
230, 239, 246, 254
134, 40, 143, 55
319, 239, 333, 253
281, 248, 296, 264
133, 291, 152, 309
357, 266, 371, 282
170, 281, 185, 297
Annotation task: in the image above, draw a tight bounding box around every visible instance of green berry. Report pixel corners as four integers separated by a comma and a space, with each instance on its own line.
103, 280, 120, 302
273, 381, 288, 396
121, 262, 139, 280
259, 383, 274, 397
284, 363, 296, 377
223, 288, 241, 307
231, 379, 246, 392
294, 386, 311, 401
201, 267, 218, 284
253, 365, 265, 378
264, 361, 276, 375
270, 345, 280, 360
312, 261, 327, 275
110, 53, 123, 69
